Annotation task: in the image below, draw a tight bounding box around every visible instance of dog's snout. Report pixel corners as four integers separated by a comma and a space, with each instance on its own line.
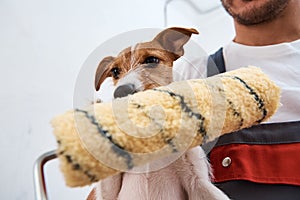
114, 84, 136, 98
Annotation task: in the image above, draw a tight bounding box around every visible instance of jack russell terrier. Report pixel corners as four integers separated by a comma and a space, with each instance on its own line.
88, 27, 229, 200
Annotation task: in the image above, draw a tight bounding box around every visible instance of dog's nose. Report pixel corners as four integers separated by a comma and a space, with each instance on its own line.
114, 84, 136, 98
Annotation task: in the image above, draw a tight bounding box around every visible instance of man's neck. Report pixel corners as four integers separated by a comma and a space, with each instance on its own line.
234, 1, 300, 46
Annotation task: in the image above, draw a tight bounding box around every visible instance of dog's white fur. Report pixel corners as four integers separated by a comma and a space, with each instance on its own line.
95, 147, 229, 200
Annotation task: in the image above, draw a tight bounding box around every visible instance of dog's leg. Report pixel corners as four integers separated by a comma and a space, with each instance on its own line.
177, 147, 230, 200
96, 169, 154, 200
95, 173, 122, 200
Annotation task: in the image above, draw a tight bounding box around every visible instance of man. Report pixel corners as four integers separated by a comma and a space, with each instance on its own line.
89, 1, 300, 199
202, 0, 300, 199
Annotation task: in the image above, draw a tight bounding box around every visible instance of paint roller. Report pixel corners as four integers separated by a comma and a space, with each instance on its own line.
50, 66, 280, 187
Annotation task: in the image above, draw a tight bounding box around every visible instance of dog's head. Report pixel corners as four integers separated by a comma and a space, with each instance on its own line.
94, 27, 198, 98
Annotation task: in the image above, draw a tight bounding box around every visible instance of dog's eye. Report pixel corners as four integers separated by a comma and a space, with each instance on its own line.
111, 67, 120, 79
143, 56, 160, 64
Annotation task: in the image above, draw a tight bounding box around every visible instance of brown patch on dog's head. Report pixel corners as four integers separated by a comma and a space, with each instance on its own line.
94, 27, 199, 91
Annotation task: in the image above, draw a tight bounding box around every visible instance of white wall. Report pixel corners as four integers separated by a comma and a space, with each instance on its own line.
0, 0, 234, 199
166, 0, 235, 53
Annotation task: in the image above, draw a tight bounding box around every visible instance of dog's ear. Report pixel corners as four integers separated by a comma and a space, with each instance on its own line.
153, 27, 199, 59
95, 56, 115, 91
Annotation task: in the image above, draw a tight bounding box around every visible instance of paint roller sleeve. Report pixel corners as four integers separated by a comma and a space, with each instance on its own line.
51, 66, 280, 187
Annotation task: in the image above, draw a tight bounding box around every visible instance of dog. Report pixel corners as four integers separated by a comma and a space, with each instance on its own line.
88, 27, 229, 200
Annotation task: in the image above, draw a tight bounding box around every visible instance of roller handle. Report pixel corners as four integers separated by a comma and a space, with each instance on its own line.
33, 150, 57, 200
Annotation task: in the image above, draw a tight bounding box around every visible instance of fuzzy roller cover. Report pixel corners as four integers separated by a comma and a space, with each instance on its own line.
51, 66, 280, 187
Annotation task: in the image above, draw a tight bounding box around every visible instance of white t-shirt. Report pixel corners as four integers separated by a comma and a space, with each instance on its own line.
174, 39, 300, 123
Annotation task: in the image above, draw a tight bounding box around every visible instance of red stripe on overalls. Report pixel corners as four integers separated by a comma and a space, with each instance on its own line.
210, 143, 300, 186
